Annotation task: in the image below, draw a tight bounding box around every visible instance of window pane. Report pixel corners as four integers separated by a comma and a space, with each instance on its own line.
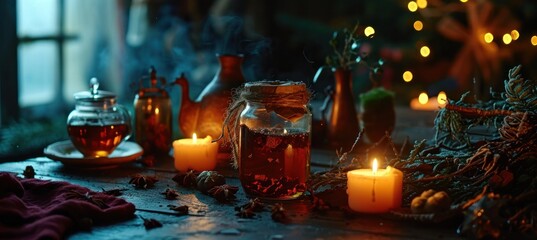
18, 42, 58, 107
17, 0, 58, 36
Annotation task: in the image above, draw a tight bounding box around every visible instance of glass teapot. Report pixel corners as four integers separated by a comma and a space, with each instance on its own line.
67, 78, 131, 157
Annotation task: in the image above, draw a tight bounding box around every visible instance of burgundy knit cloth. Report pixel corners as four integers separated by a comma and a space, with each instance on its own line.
0, 172, 135, 240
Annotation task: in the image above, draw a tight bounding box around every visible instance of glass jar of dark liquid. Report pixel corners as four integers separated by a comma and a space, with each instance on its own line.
239, 81, 311, 200
67, 78, 131, 157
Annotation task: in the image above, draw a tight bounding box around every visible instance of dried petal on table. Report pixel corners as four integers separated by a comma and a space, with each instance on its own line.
311, 195, 330, 211
141, 216, 162, 230
172, 170, 199, 188
23, 165, 35, 179
207, 184, 238, 203
168, 204, 189, 215
161, 188, 179, 200
129, 174, 158, 189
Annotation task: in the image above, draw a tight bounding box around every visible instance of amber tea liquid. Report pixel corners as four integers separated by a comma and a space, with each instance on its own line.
239, 125, 310, 200
68, 124, 130, 157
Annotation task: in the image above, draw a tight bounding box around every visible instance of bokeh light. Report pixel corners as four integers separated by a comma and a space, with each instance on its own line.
408, 1, 418, 12
484, 33, 494, 43
418, 92, 429, 104
420, 46, 430, 57
364, 26, 375, 37
403, 71, 413, 82
413, 20, 423, 31
503, 34, 512, 45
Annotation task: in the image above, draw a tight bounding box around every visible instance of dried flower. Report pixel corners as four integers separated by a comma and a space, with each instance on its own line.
168, 204, 189, 215
207, 184, 238, 203
172, 170, 199, 188
196, 171, 226, 193
141, 216, 162, 230
23, 165, 35, 179
129, 174, 158, 189
161, 188, 179, 200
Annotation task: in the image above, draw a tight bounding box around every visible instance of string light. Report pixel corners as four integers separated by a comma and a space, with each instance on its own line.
460, 0, 468, 2
408, 1, 418, 12
417, 0, 427, 8
403, 71, 413, 82
532, 36, 537, 46
418, 92, 429, 104
413, 20, 423, 31
503, 34, 512, 45
484, 33, 494, 43
437, 91, 447, 105
364, 26, 375, 37
511, 30, 520, 40
420, 46, 430, 57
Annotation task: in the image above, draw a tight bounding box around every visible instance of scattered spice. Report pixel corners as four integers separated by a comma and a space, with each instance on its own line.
101, 188, 127, 196
129, 174, 158, 189
207, 184, 239, 203
22, 165, 35, 179
65, 190, 109, 209
235, 206, 256, 218
172, 170, 199, 188
271, 203, 288, 223
235, 198, 264, 218
141, 216, 162, 230
167, 204, 189, 215
161, 188, 179, 200
196, 171, 226, 193
241, 198, 265, 212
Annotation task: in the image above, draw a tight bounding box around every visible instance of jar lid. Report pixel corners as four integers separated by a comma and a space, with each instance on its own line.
74, 78, 116, 101
244, 80, 307, 96
136, 66, 169, 98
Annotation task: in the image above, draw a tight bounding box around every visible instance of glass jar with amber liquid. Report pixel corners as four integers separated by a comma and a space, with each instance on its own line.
238, 81, 311, 200
67, 78, 131, 157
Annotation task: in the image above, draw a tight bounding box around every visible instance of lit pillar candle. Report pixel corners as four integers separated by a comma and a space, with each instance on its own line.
173, 133, 218, 172
347, 159, 403, 213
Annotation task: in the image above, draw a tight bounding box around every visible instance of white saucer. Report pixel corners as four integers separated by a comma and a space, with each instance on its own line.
44, 140, 143, 168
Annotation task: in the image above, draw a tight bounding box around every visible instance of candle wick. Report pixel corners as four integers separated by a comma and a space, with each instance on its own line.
372, 176, 376, 203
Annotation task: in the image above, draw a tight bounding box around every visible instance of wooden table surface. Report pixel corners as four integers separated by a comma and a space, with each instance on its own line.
0, 151, 461, 240
1, 108, 461, 239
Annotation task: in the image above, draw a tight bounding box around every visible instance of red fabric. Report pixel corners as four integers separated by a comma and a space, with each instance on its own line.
0, 172, 135, 240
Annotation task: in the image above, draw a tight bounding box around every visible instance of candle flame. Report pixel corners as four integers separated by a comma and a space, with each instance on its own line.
192, 133, 197, 143
283, 129, 288, 134
372, 158, 378, 174
155, 107, 160, 114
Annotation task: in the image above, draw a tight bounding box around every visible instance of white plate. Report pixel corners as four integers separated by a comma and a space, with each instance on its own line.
44, 140, 143, 168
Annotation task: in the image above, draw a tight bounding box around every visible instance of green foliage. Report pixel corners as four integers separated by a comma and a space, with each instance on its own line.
359, 87, 394, 109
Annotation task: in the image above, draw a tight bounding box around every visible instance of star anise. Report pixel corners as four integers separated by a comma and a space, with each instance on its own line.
168, 204, 189, 215
129, 174, 158, 189
101, 188, 127, 196
65, 190, 109, 209
271, 203, 288, 223
141, 216, 162, 230
234, 198, 264, 218
235, 206, 256, 218
172, 170, 199, 188
196, 171, 226, 193
161, 188, 179, 200
23, 165, 35, 179
241, 198, 265, 212
207, 184, 238, 203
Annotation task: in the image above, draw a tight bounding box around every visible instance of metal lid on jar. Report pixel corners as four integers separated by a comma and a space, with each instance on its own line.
136, 66, 169, 98
74, 78, 116, 102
